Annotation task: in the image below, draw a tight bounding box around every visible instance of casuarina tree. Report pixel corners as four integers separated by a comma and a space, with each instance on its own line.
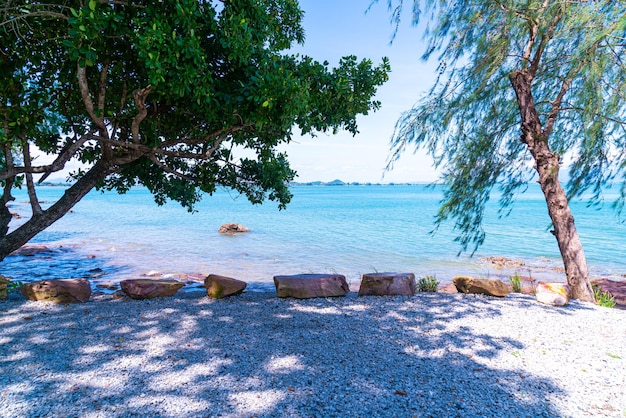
0, 0, 390, 260
380, 0, 626, 301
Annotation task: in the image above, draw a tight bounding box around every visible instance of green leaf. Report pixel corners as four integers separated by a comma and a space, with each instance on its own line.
89, 0, 97, 11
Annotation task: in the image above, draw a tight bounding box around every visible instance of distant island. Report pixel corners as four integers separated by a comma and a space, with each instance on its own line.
288, 179, 425, 186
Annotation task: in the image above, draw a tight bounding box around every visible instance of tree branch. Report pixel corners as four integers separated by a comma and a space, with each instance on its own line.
20, 137, 42, 215
131, 85, 152, 143
77, 65, 105, 131
147, 155, 199, 182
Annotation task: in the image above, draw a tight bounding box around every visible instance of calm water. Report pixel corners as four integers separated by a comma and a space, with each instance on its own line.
3, 184, 626, 289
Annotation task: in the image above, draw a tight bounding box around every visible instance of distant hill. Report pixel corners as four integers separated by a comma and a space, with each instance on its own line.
288, 180, 424, 186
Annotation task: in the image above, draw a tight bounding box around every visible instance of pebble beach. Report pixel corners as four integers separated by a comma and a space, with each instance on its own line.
1, 290, 625, 417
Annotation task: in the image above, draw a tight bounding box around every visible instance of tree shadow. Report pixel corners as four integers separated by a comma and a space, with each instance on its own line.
0, 291, 604, 417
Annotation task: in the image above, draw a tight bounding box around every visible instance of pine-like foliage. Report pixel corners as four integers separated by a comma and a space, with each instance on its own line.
384, 0, 626, 253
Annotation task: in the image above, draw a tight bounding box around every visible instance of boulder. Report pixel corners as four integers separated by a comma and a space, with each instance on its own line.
535, 282, 571, 306
10, 244, 54, 257
218, 223, 250, 234
205, 274, 247, 298
453, 276, 509, 297
591, 279, 626, 309
0, 275, 8, 299
120, 279, 184, 300
358, 272, 416, 296
21, 278, 91, 303
274, 274, 349, 299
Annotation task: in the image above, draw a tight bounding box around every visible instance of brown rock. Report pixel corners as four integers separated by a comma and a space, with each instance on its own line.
204, 274, 247, 298
438, 283, 458, 293
591, 279, 626, 309
535, 282, 571, 306
274, 274, 349, 299
218, 223, 250, 234
20, 278, 91, 303
453, 276, 509, 297
120, 279, 184, 300
10, 244, 54, 257
358, 272, 415, 296
0, 275, 8, 299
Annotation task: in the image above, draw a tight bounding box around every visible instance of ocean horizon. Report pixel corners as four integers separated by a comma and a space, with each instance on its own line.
3, 184, 626, 290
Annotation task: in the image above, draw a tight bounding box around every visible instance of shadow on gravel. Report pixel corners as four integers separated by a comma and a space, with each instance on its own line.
0, 291, 601, 417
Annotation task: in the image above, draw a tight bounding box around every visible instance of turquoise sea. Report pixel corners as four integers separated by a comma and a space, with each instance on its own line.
3, 184, 626, 289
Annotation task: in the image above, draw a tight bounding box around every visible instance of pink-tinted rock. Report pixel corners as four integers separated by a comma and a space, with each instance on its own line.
10, 244, 54, 256
358, 272, 416, 296
20, 278, 91, 303
273, 274, 349, 299
591, 279, 626, 309
205, 274, 247, 298
535, 282, 571, 306
218, 223, 250, 234
453, 276, 509, 297
120, 279, 184, 300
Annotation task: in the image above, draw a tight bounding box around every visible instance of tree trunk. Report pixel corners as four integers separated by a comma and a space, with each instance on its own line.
0, 161, 113, 261
509, 70, 595, 302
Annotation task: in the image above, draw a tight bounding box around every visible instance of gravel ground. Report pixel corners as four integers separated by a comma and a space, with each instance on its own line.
1, 290, 625, 418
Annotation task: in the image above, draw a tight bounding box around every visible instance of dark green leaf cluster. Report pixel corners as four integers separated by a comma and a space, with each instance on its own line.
384, 0, 626, 253
1, 0, 390, 212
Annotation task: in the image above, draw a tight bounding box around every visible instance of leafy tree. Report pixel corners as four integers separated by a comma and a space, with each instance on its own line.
380, 0, 626, 301
0, 0, 390, 260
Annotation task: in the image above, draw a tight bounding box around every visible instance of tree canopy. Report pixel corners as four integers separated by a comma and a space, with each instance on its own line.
0, 0, 390, 259
380, 0, 626, 300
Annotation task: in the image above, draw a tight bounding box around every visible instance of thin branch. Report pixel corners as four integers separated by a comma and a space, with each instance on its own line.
97, 59, 110, 116
147, 155, 199, 182
20, 137, 42, 215
131, 85, 152, 143
77, 65, 107, 133
542, 55, 588, 137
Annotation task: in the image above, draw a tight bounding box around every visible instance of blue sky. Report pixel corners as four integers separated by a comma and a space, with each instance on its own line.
41, 1, 441, 184
282, 0, 441, 183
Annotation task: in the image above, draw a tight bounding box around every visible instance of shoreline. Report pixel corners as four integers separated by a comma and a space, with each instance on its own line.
3, 244, 626, 297
1, 291, 625, 417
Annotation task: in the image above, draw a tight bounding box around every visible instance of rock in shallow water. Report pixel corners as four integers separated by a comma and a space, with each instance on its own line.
20, 278, 91, 303
453, 276, 509, 297
204, 274, 247, 298
218, 223, 250, 234
358, 272, 416, 296
273, 274, 349, 299
120, 279, 184, 300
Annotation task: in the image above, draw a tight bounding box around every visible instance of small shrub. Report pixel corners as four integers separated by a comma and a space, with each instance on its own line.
593, 284, 616, 308
508, 272, 522, 293
417, 275, 439, 292
7, 278, 23, 294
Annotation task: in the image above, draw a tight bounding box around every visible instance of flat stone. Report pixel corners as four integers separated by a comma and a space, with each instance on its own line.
453, 276, 509, 297
358, 272, 415, 296
10, 244, 54, 256
20, 278, 91, 304
273, 274, 349, 299
205, 274, 247, 298
120, 279, 184, 300
535, 282, 571, 306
